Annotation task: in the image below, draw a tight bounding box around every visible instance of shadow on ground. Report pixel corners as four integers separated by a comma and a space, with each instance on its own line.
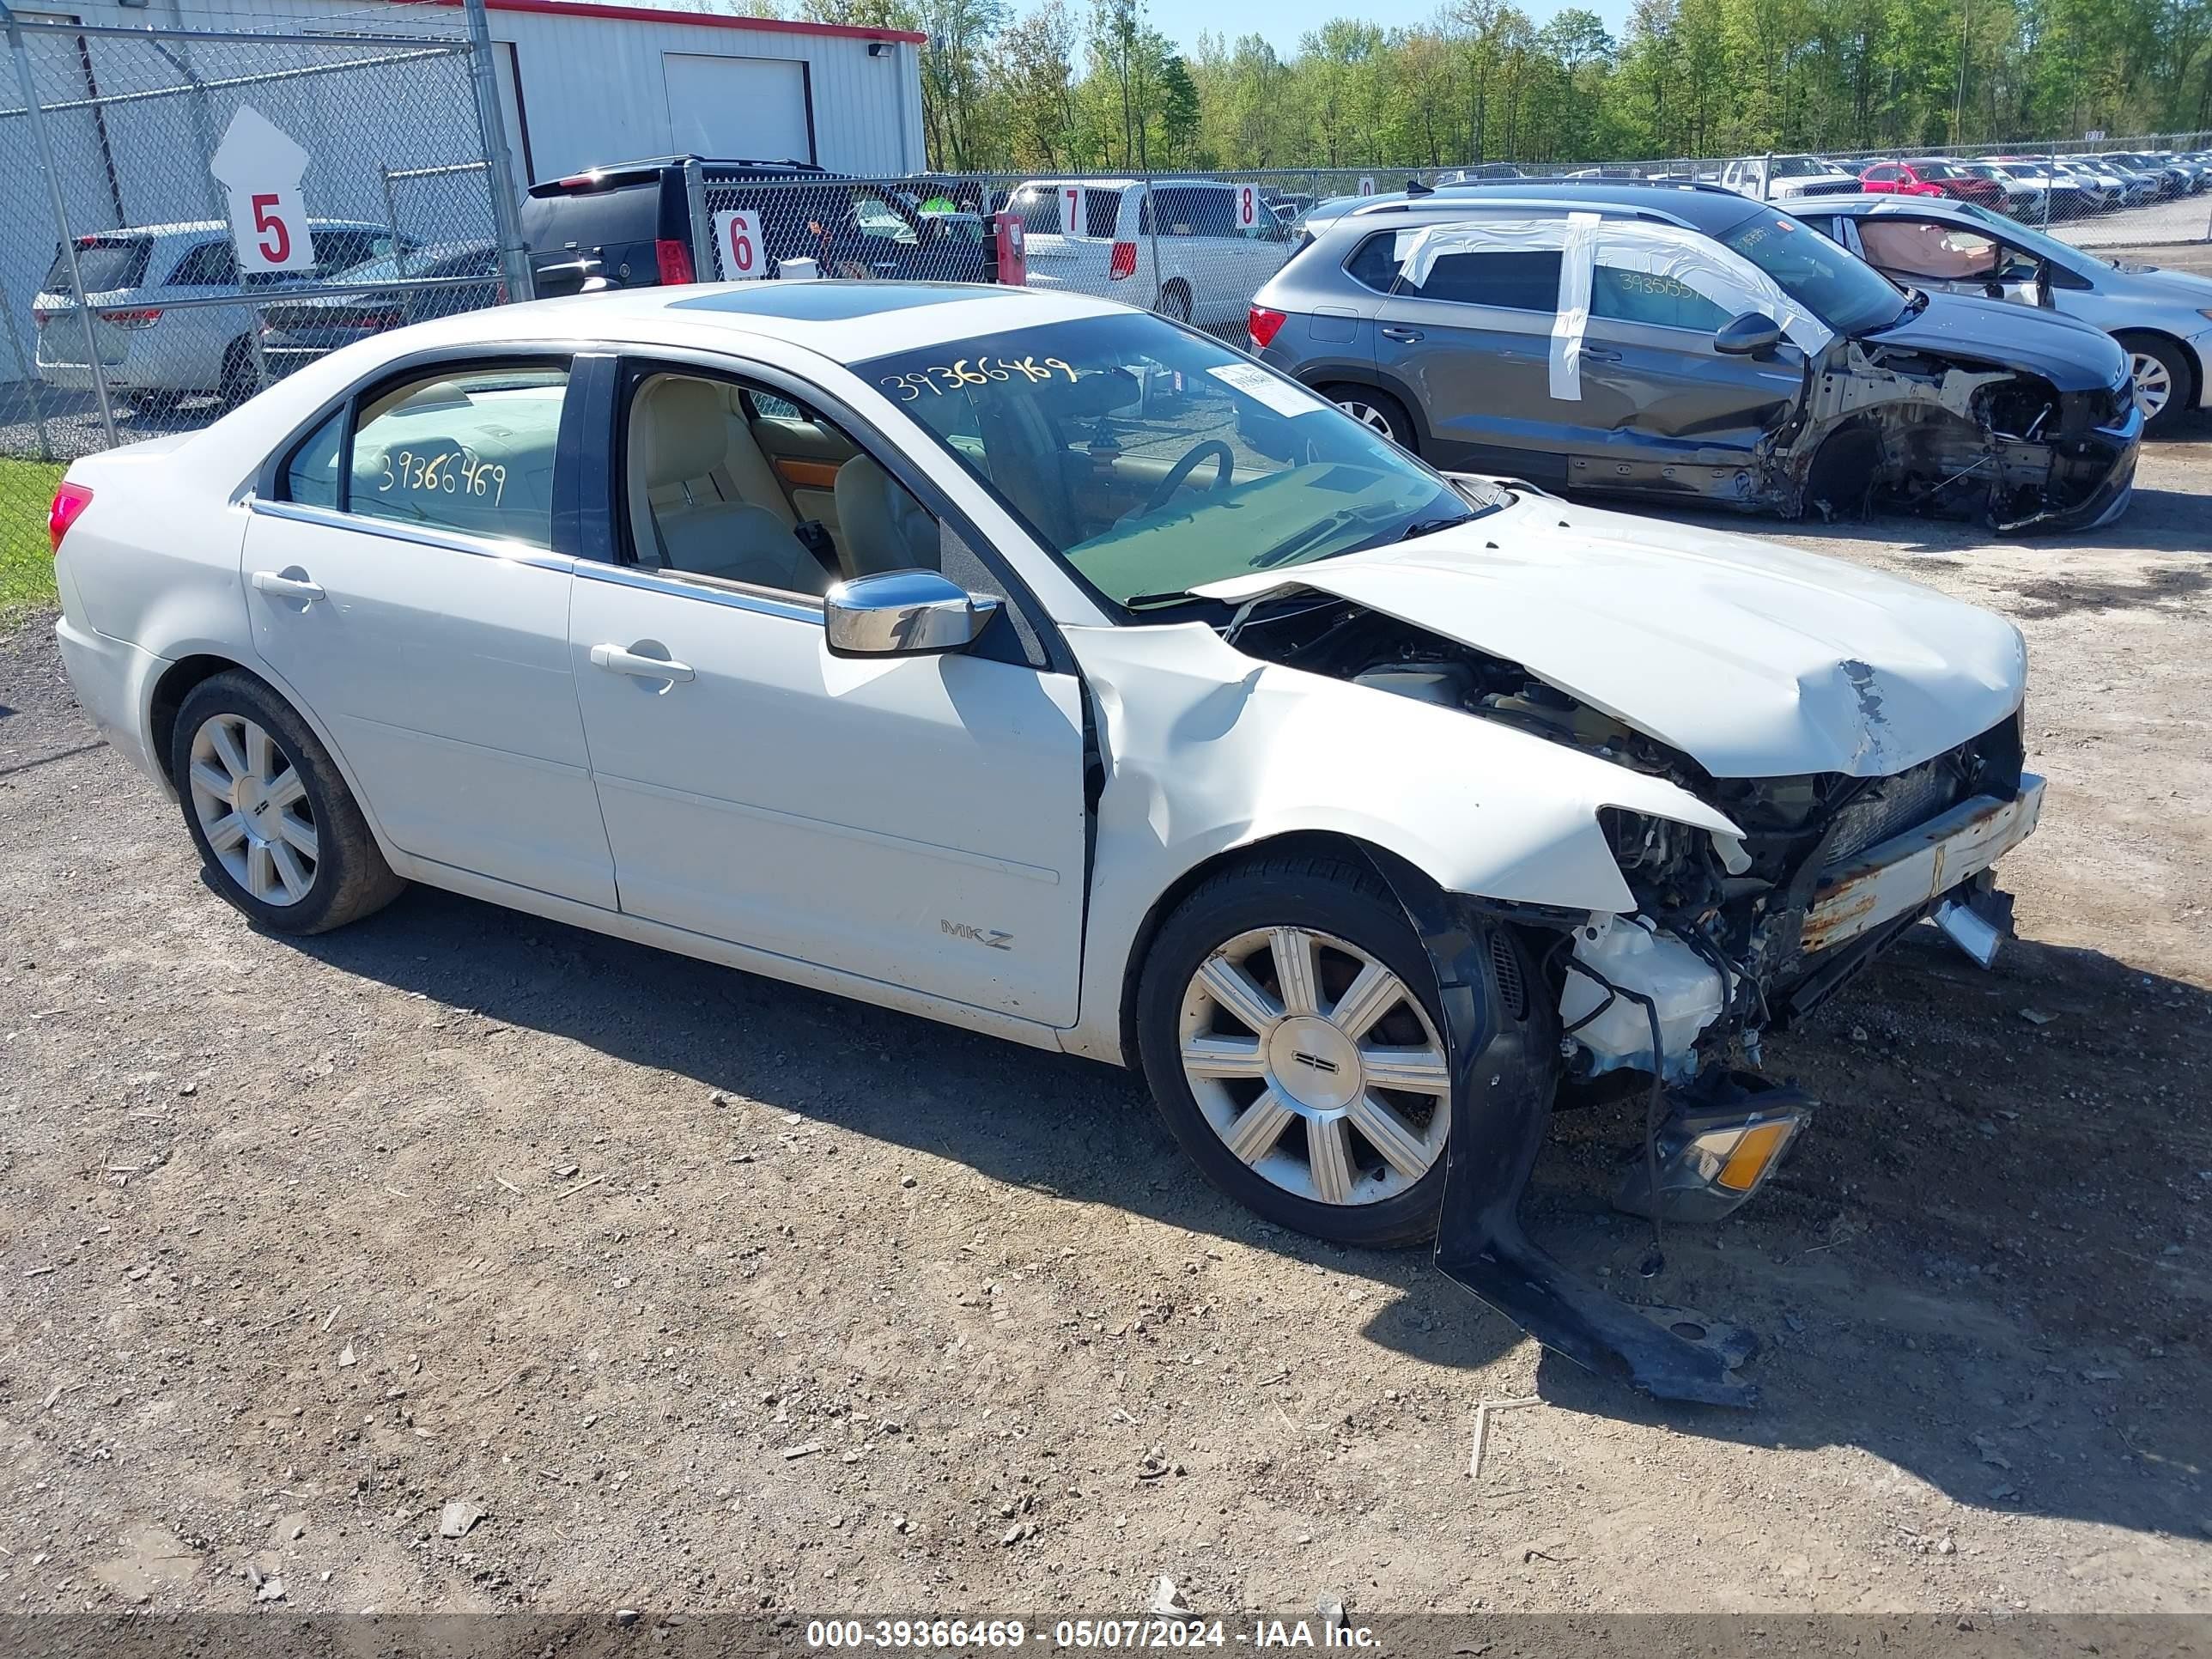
286, 879, 2212, 1551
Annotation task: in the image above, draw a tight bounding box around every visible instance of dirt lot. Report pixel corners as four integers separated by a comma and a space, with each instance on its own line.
1, 428, 2208, 1629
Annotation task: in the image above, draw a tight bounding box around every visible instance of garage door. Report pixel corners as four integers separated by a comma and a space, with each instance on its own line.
662, 54, 811, 164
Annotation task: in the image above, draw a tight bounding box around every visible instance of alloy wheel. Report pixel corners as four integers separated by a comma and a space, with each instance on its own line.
186, 712, 319, 906
1336, 398, 1397, 441
2130, 352, 2172, 422
1177, 926, 1449, 1207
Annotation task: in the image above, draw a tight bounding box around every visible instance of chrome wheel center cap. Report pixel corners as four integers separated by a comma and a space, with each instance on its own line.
232, 775, 274, 840
1267, 1015, 1362, 1113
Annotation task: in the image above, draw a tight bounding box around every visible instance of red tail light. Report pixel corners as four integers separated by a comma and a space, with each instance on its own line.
655, 238, 696, 284
48, 481, 93, 554
1248, 305, 1288, 349
105, 307, 161, 329
495, 281, 508, 305
1108, 240, 1137, 280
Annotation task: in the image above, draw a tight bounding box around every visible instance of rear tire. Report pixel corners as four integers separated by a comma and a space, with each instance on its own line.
1153, 281, 1193, 325
1136, 852, 1453, 1249
1321, 383, 1417, 454
170, 671, 405, 936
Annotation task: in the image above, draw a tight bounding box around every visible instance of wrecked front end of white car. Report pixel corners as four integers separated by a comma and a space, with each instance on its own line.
1158, 489, 2043, 1406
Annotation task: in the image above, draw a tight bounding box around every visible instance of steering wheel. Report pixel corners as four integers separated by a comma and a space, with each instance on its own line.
1142, 439, 1235, 515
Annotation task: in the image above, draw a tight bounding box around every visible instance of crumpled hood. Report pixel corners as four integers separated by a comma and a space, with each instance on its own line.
1860, 291, 2128, 392
1197, 495, 2026, 780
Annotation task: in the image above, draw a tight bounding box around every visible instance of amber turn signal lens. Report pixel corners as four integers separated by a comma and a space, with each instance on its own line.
1716, 1121, 1793, 1192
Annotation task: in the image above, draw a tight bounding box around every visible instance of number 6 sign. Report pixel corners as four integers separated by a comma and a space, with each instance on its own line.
208, 106, 313, 274
714, 210, 765, 280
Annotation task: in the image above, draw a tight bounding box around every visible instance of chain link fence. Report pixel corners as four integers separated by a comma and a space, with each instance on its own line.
0, 4, 523, 589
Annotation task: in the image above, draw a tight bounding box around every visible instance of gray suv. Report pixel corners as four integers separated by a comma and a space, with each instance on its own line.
1246, 182, 2141, 532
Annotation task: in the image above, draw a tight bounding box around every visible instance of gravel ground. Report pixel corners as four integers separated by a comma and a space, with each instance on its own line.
0, 423, 2208, 1626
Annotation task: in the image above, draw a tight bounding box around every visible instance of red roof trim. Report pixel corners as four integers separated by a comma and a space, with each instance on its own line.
422, 0, 926, 46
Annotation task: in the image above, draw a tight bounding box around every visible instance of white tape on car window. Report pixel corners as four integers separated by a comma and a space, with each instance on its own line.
1551, 211, 1600, 401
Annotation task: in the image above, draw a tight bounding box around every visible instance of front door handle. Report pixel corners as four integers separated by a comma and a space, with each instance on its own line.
1581, 346, 1624, 362
250, 569, 325, 602
590, 642, 695, 684
1380, 325, 1424, 343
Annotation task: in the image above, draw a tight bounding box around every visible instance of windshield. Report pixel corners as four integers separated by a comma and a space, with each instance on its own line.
1718, 209, 1909, 335
1769, 156, 1832, 179
861, 313, 1483, 614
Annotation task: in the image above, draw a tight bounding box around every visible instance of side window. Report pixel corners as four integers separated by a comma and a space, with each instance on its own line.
1419, 250, 1562, 313
1864, 165, 1896, 183
283, 409, 344, 507
1857, 219, 1997, 279
1345, 230, 1406, 293
348, 364, 569, 547
1191, 189, 1239, 238
167, 240, 238, 286
1590, 265, 1729, 332
1151, 187, 1200, 236
625, 369, 938, 602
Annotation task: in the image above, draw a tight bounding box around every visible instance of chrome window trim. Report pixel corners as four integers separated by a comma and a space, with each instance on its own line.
247, 496, 574, 574
574, 559, 827, 626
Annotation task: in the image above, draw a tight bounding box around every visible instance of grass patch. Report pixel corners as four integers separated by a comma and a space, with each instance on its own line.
0, 458, 64, 626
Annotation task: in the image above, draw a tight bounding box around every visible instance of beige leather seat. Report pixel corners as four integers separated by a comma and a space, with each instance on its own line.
629, 377, 824, 593
832, 456, 937, 579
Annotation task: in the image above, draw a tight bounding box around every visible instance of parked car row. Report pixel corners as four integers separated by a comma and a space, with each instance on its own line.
1711, 149, 2212, 219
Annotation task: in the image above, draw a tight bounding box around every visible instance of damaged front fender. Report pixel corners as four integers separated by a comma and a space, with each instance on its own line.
1368, 851, 1762, 1409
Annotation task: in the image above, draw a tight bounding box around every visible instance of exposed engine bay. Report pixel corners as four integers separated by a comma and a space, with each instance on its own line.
1227, 593, 2039, 1403
1235, 594, 2027, 1074
1788, 337, 2140, 535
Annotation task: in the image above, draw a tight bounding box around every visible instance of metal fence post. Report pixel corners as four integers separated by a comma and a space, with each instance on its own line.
3, 1, 115, 447
461, 0, 532, 301
683, 155, 712, 282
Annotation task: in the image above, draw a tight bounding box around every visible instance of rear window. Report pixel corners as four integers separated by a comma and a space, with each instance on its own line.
1145, 186, 1236, 238
46, 235, 150, 294
1346, 231, 1561, 312
520, 179, 660, 251
1007, 185, 1122, 238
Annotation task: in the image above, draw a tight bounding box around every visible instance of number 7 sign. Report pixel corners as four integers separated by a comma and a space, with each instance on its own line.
209, 106, 313, 274
714, 210, 765, 280
1057, 184, 1085, 237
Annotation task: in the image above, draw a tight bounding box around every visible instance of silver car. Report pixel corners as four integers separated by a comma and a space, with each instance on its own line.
1797, 193, 2212, 434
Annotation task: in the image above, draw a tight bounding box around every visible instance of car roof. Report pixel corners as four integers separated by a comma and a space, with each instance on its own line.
1316, 180, 1761, 234
381, 280, 1121, 367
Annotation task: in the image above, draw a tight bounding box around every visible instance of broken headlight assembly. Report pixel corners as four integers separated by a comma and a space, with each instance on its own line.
1613, 1073, 1814, 1224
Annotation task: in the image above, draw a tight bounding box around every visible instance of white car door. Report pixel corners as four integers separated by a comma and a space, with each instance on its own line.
242, 357, 618, 908
566, 362, 1089, 1025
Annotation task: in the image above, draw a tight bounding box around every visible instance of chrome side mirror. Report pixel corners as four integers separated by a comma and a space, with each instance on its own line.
824, 569, 1000, 658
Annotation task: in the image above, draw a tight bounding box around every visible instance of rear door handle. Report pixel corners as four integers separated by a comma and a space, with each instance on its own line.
1380, 325, 1424, 343
250, 569, 325, 602
590, 642, 695, 684
1581, 347, 1624, 362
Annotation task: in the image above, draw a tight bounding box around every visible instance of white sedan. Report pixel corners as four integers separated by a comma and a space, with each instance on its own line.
52, 282, 2043, 1401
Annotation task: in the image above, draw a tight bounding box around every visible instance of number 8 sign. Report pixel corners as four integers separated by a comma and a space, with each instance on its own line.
714, 210, 765, 280
1234, 183, 1261, 230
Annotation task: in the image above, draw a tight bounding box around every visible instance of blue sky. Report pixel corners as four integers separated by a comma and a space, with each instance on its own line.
1154, 0, 1635, 58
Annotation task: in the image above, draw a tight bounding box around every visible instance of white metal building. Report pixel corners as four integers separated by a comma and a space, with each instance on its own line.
3, 0, 927, 373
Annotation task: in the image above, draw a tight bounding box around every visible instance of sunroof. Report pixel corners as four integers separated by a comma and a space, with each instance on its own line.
668, 283, 1000, 322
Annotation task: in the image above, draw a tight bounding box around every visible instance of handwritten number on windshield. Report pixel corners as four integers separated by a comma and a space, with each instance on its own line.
879, 356, 1076, 400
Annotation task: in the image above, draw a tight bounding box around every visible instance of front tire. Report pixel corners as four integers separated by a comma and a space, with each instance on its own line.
2118, 333, 2194, 437
170, 672, 405, 935
1136, 852, 1453, 1249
